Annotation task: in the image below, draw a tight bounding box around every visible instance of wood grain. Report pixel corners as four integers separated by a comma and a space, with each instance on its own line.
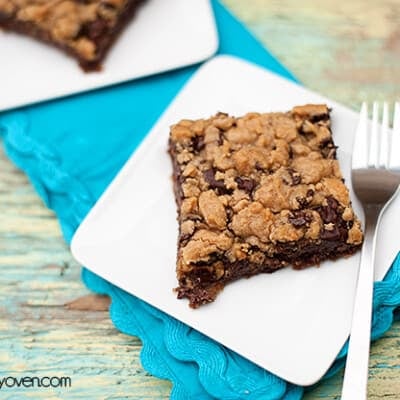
0, 147, 171, 399
223, 0, 400, 110
1, 1, 399, 398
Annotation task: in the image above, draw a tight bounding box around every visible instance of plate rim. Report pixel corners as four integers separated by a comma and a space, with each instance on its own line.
71, 55, 384, 386
0, 0, 219, 112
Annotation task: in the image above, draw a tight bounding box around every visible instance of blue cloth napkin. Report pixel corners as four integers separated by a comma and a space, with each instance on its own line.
1, 1, 400, 398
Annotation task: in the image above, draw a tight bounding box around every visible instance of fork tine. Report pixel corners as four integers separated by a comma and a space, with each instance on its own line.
378, 102, 389, 169
352, 102, 368, 169
368, 102, 380, 168
389, 101, 400, 171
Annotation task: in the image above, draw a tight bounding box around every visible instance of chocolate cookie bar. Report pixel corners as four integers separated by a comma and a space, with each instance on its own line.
0, 0, 145, 71
168, 104, 363, 308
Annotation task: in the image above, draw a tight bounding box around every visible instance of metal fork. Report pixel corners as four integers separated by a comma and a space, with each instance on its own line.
341, 102, 400, 400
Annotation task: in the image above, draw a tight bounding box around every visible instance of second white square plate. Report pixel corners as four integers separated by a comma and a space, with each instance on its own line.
71, 55, 399, 386
0, 0, 218, 112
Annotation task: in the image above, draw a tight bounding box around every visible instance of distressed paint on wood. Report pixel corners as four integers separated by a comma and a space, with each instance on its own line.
1, 0, 400, 398
0, 147, 171, 399
223, 0, 400, 110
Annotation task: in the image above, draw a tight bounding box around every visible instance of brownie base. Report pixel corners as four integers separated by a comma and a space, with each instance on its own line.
0, 0, 144, 71
176, 239, 360, 308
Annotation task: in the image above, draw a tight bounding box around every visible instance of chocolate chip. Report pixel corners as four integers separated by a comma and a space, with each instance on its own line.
192, 135, 205, 152
320, 140, 337, 159
309, 113, 329, 123
286, 168, 301, 185
290, 217, 308, 227
292, 174, 301, 185
296, 197, 309, 208
235, 176, 256, 194
203, 169, 230, 194
249, 245, 261, 253
191, 267, 217, 284
306, 189, 314, 197
319, 196, 339, 223
320, 225, 341, 240
296, 189, 314, 208
321, 146, 337, 159
289, 211, 312, 227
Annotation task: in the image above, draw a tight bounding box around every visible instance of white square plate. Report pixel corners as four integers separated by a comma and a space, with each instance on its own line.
71, 55, 400, 386
0, 0, 218, 112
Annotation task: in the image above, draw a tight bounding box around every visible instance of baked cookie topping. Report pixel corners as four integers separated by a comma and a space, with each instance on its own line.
0, 0, 145, 70
169, 104, 363, 308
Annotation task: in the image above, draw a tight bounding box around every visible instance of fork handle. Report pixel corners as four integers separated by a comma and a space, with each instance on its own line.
341, 205, 381, 400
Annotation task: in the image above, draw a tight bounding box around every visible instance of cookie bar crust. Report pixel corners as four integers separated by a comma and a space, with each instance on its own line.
169, 104, 363, 308
0, 0, 145, 71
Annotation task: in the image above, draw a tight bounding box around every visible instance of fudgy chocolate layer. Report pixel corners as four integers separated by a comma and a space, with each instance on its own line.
176, 242, 360, 308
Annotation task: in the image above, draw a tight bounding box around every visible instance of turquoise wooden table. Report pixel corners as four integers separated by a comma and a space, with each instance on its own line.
1, 1, 400, 398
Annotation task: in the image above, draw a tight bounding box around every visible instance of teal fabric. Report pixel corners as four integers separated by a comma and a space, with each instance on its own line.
1, 1, 399, 398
